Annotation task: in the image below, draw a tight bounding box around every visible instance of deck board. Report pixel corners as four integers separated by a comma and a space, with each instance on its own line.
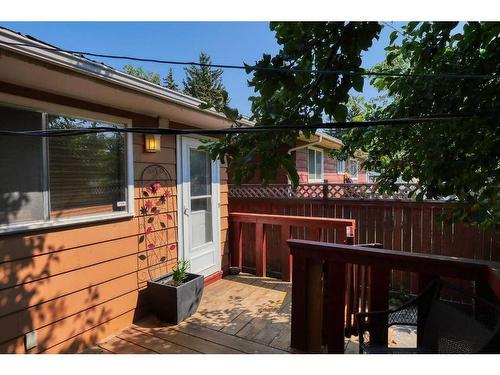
98, 336, 156, 354
90, 274, 295, 354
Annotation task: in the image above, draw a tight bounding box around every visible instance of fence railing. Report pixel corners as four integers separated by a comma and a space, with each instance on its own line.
229, 197, 499, 293
288, 240, 500, 353
229, 212, 355, 281
229, 183, 433, 201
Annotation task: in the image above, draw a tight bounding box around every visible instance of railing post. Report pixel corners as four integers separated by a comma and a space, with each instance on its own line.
291, 253, 308, 351
281, 225, 292, 282
231, 220, 243, 271
323, 260, 347, 353
255, 221, 266, 277
368, 265, 390, 346
306, 259, 324, 352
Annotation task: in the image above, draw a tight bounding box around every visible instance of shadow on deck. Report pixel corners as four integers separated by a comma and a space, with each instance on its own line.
86, 273, 360, 354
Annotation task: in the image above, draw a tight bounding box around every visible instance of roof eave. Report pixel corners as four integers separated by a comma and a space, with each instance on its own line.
0, 28, 239, 125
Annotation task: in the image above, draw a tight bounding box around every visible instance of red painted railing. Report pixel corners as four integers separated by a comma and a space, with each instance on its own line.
287, 240, 500, 353
229, 197, 499, 293
229, 212, 355, 281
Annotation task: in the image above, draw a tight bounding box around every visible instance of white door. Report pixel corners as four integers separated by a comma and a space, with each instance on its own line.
181, 137, 220, 277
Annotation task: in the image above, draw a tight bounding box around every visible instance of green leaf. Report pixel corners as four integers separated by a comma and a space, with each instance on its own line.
352, 76, 364, 93
333, 104, 348, 122
138, 235, 145, 244
406, 21, 419, 33
147, 217, 154, 224
389, 30, 398, 45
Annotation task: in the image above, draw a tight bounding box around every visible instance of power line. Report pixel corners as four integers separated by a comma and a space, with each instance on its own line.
0, 115, 477, 138
382, 21, 405, 37
0, 41, 498, 81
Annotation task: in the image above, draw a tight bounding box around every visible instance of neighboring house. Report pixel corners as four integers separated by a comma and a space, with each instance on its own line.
292, 131, 368, 184
231, 131, 368, 185
0, 27, 249, 353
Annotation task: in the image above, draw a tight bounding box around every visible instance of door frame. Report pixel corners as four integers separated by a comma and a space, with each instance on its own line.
176, 135, 221, 276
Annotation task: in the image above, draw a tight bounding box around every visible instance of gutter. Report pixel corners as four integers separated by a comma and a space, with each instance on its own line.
286, 134, 323, 184
0, 28, 241, 125
287, 134, 323, 155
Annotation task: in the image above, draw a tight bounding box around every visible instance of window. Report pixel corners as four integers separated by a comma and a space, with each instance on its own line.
337, 159, 345, 174
0, 103, 130, 231
337, 158, 359, 179
307, 147, 323, 182
348, 159, 359, 179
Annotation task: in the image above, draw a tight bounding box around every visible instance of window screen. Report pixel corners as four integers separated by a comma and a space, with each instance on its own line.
348, 159, 359, 178
307, 148, 323, 182
337, 159, 345, 174
0, 105, 45, 225
47, 115, 127, 218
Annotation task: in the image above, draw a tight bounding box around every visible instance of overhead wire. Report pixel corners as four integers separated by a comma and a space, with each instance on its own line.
0, 114, 479, 138
0, 41, 498, 81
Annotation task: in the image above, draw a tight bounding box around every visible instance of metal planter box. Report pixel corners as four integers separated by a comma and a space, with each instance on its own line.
147, 272, 204, 324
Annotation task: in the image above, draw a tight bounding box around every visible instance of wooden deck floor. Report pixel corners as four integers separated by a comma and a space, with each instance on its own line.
88, 273, 359, 354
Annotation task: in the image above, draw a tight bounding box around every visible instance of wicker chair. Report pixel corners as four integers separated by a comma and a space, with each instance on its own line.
355, 280, 500, 353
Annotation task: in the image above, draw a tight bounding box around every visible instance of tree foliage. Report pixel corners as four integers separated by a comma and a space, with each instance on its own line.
203, 22, 382, 185
182, 52, 240, 120
338, 22, 500, 230
163, 68, 179, 91
123, 64, 161, 85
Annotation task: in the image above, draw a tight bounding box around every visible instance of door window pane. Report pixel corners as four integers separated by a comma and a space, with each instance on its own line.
47, 115, 126, 218
190, 200, 213, 248
189, 149, 211, 197
189, 149, 213, 247
0, 105, 44, 225
191, 197, 210, 212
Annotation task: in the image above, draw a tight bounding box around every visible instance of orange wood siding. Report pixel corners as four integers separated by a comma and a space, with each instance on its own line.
0, 98, 184, 353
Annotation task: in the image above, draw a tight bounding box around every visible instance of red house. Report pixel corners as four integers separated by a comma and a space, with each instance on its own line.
291, 131, 368, 184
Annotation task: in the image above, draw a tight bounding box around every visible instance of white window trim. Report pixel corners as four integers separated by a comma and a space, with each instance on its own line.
307, 146, 324, 183
0, 95, 134, 235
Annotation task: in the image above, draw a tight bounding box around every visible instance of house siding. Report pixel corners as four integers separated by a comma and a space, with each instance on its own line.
295, 146, 367, 184
0, 87, 226, 353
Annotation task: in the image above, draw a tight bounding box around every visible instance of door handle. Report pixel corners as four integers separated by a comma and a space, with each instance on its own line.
184, 207, 190, 216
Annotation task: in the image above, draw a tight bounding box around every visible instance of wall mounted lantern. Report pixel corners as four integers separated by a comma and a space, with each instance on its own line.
144, 134, 161, 153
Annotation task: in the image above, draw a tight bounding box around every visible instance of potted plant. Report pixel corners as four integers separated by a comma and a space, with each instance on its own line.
137, 167, 205, 325
147, 260, 204, 324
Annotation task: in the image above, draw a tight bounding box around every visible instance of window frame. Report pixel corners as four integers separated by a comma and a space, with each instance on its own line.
0, 97, 134, 235
337, 159, 345, 174
307, 146, 324, 183
337, 158, 359, 180
348, 159, 359, 180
